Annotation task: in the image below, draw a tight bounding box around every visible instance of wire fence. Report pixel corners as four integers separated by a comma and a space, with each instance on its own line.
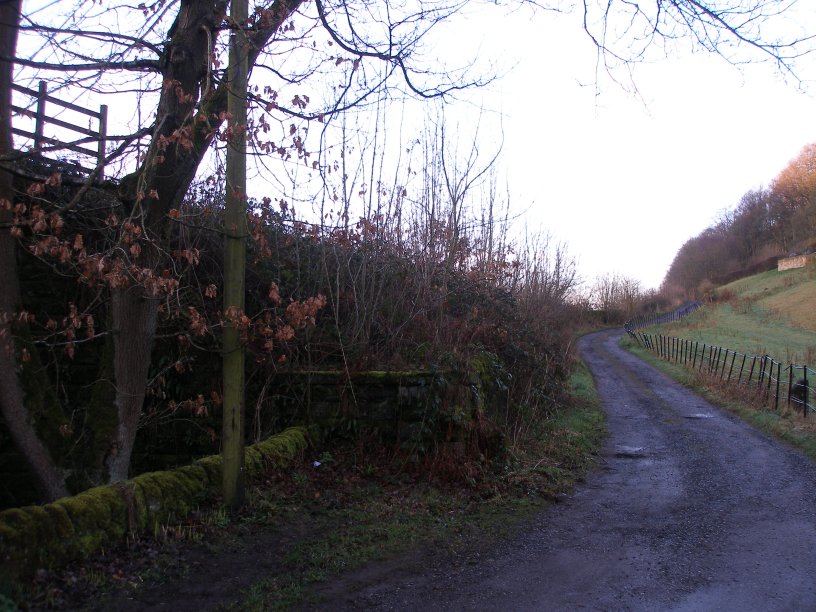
624, 304, 814, 417
624, 301, 702, 331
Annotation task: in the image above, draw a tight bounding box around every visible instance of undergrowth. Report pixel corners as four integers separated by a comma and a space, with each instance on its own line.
14, 358, 605, 611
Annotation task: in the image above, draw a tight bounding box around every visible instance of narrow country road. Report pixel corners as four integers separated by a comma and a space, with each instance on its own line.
315, 328, 816, 611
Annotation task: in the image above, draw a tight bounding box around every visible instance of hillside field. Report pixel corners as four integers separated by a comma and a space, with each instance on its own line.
649, 265, 816, 368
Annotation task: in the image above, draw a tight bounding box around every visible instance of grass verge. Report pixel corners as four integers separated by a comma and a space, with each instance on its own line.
238, 360, 605, 610
622, 335, 816, 462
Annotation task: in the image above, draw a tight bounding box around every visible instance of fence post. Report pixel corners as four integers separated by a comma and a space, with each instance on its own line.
692, 341, 698, 369
34, 80, 47, 151
747, 356, 757, 383
700, 344, 707, 371
727, 351, 736, 382
774, 361, 781, 411
804, 367, 810, 418
98, 104, 108, 178
737, 354, 747, 384
766, 355, 775, 399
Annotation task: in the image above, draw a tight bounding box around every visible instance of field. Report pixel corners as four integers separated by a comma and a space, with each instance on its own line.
647, 265, 816, 367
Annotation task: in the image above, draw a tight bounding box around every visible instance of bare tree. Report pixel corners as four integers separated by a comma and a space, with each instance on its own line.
582, 0, 814, 88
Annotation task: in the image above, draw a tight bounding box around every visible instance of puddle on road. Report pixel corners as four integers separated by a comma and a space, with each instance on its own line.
684, 413, 713, 420
613, 446, 648, 458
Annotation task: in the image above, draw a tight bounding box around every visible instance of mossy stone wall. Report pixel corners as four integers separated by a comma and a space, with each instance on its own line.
269, 370, 504, 456
0, 427, 307, 592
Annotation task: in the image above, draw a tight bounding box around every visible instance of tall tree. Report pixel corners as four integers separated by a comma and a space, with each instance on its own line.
770, 143, 816, 250
0, 0, 69, 501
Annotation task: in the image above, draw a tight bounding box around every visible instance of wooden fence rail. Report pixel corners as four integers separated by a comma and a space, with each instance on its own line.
11, 80, 107, 178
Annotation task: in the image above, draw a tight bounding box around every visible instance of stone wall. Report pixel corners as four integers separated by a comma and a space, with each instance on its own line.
778, 254, 815, 271
268, 368, 504, 457
0, 427, 307, 590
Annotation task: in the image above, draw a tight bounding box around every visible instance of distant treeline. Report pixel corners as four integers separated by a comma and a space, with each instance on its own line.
662, 143, 816, 297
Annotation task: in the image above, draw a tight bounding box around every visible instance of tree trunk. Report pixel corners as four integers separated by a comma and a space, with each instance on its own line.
0, 247, 69, 501
0, 0, 68, 501
101, 0, 302, 487
105, 288, 158, 481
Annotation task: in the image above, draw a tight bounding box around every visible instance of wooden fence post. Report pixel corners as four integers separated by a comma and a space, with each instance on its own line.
98, 104, 108, 178
34, 80, 46, 151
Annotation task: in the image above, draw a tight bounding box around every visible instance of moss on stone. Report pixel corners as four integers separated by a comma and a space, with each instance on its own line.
0, 427, 308, 586
194, 455, 222, 483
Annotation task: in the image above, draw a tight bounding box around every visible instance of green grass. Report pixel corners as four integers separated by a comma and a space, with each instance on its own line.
13, 361, 607, 611
623, 263, 816, 461
623, 335, 816, 463
642, 266, 816, 366
235, 361, 606, 610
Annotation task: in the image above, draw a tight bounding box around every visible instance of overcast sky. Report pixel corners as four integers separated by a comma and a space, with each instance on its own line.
429, 2, 816, 290
15, 0, 816, 291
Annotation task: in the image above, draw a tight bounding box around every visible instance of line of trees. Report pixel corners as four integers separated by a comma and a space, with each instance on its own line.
662, 143, 816, 297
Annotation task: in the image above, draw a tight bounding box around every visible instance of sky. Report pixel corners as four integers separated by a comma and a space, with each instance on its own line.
13, 0, 816, 291
426, 2, 816, 290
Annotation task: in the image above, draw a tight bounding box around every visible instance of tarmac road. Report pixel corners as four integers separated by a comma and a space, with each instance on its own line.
318, 328, 816, 611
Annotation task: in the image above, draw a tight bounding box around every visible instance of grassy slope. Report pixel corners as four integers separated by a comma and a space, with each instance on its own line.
646, 266, 816, 366
624, 263, 816, 462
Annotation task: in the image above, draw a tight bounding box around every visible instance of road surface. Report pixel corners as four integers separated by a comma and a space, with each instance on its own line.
315, 328, 816, 610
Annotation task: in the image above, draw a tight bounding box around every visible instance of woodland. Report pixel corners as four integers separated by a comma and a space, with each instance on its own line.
663, 143, 816, 298
0, 0, 813, 514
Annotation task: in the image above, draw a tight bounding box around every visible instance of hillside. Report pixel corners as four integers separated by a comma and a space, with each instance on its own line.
651, 265, 816, 368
